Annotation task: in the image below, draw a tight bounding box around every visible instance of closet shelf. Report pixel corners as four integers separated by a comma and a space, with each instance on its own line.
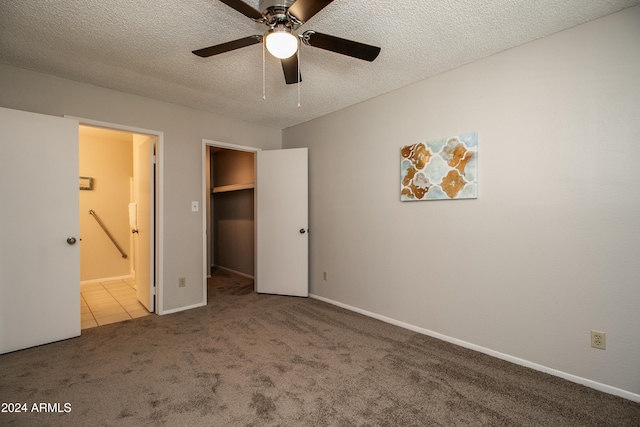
212, 182, 254, 193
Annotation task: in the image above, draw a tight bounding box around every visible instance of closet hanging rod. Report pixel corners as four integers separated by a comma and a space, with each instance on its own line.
88, 210, 128, 259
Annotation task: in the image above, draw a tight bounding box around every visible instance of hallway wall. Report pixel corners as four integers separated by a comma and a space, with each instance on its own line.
79, 126, 133, 281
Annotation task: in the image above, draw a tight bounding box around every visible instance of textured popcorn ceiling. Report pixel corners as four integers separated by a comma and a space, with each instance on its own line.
0, 0, 638, 129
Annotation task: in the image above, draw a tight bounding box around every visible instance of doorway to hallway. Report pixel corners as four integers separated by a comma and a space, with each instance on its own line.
78, 124, 158, 328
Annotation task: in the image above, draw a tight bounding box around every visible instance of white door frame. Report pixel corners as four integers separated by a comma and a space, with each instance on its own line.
68, 116, 164, 314
202, 139, 260, 304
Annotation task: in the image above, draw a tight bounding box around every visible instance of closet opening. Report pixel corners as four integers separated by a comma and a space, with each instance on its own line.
206, 144, 256, 300
202, 140, 308, 302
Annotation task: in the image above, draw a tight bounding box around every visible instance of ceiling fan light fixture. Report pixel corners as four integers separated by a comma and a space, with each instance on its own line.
265, 27, 298, 59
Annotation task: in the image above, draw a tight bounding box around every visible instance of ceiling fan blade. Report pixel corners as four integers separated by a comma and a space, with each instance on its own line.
288, 0, 334, 23
192, 35, 262, 57
281, 55, 302, 85
218, 0, 263, 20
303, 31, 380, 62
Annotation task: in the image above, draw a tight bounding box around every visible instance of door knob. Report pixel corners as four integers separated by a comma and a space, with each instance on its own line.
299, 228, 306, 234
67, 237, 77, 245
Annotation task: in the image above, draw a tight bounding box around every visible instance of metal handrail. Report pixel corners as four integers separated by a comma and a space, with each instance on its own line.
88, 210, 128, 259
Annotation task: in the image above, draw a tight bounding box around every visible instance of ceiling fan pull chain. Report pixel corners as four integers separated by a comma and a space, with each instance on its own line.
262, 39, 266, 100
297, 46, 301, 108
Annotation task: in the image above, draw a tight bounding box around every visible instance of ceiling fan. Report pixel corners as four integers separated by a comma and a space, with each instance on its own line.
192, 0, 381, 85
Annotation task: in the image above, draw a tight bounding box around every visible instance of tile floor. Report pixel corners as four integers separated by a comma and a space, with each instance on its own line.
80, 279, 151, 330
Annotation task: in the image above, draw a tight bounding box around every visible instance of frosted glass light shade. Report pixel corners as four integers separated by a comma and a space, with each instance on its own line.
265, 30, 298, 59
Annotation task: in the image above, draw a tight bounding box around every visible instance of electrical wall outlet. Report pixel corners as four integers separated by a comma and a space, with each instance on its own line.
323, 271, 328, 281
178, 277, 186, 288
591, 330, 606, 350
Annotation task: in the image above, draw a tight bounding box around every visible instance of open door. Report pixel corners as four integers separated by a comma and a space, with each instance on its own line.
133, 135, 155, 312
256, 148, 309, 297
0, 107, 81, 353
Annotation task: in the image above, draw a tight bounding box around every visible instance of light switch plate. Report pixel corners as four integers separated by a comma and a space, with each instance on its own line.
191, 201, 199, 212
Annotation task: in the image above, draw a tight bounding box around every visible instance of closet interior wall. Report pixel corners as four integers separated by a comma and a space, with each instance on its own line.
210, 148, 255, 278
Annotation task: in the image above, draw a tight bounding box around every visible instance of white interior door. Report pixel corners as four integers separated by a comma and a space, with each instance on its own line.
0, 107, 80, 354
256, 148, 308, 296
133, 136, 154, 312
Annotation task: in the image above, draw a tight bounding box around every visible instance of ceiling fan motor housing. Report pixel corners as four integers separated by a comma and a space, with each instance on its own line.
259, 0, 298, 27
259, 0, 294, 13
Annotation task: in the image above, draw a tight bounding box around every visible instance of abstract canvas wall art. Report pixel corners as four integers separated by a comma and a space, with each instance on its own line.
401, 132, 477, 201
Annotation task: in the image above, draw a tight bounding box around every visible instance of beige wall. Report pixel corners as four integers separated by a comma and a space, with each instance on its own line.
283, 6, 640, 398
0, 63, 282, 313
79, 126, 133, 281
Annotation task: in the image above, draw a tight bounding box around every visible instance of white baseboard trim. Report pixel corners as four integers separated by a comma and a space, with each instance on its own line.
161, 301, 206, 315
309, 293, 640, 403
81, 275, 132, 287
213, 265, 254, 280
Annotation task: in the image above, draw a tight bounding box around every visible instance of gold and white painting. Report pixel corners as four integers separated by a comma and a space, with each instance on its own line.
401, 132, 477, 201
